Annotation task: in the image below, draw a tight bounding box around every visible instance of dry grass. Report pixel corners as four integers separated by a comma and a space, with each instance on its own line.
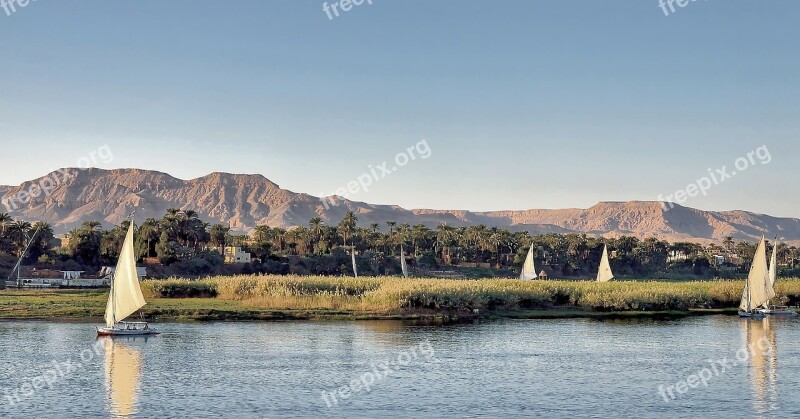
153, 275, 800, 312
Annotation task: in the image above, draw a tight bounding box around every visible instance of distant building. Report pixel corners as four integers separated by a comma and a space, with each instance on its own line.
60, 271, 84, 280
56, 234, 72, 248
213, 246, 252, 264
100, 266, 147, 279
667, 250, 690, 263
711, 255, 725, 267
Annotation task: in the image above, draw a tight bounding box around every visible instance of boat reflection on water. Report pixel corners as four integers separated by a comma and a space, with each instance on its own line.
101, 337, 146, 418
742, 317, 778, 414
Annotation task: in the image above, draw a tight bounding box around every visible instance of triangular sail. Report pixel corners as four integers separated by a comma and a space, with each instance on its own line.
739, 237, 775, 311
596, 245, 614, 282
351, 247, 358, 278
104, 222, 146, 327
520, 246, 537, 280
400, 246, 409, 279
768, 239, 778, 287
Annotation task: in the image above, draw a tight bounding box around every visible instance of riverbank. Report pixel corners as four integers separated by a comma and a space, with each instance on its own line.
2, 275, 797, 321
0, 289, 741, 322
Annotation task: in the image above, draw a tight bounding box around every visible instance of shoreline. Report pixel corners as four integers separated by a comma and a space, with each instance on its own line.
3, 277, 789, 323
0, 289, 742, 322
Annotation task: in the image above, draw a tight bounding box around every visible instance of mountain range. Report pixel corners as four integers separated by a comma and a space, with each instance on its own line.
2, 168, 799, 244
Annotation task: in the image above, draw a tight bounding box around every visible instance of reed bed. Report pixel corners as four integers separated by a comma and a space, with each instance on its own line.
142, 278, 218, 299
144, 276, 800, 312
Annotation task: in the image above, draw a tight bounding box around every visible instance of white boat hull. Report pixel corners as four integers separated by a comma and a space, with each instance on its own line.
757, 306, 797, 316
738, 310, 765, 318
97, 324, 159, 336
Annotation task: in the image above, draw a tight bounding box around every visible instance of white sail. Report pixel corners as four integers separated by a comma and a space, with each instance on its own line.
739, 237, 775, 311
400, 246, 409, 279
104, 222, 146, 327
520, 246, 537, 280
596, 245, 614, 283
768, 239, 778, 287
351, 248, 358, 278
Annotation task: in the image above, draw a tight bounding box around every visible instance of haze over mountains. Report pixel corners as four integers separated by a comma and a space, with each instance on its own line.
2, 168, 799, 244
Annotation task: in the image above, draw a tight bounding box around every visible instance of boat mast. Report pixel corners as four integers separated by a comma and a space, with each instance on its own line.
9, 225, 41, 289
110, 267, 116, 326
747, 279, 751, 313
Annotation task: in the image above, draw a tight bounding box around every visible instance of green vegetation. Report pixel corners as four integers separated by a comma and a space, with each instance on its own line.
210, 275, 800, 312
4, 276, 798, 321
2, 209, 800, 280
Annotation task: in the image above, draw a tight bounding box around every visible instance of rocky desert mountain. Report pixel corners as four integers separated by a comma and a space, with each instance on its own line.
2, 168, 799, 244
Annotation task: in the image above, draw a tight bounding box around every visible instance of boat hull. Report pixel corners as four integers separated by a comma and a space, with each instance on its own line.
738, 310, 765, 318
757, 307, 798, 316
97, 326, 160, 336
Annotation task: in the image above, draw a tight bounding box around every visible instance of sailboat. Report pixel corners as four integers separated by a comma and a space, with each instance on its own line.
351, 247, 358, 278
596, 244, 614, 282
97, 220, 159, 336
739, 237, 776, 318
519, 246, 537, 280
400, 246, 409, 279
758, 237, 796, 316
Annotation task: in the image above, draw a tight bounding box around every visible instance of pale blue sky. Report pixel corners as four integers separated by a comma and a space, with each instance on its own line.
1, 0, 798, 216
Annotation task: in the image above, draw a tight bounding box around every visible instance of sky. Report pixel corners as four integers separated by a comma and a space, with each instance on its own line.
0, 0, 798, 216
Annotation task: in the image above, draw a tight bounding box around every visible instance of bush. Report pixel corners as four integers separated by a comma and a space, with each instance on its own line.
142, 279, 218, 298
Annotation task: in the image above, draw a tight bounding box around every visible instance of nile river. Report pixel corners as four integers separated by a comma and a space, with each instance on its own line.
1, 316, 799, 418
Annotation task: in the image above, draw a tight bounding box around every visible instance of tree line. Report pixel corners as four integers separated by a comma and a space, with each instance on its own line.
1, 210, 798, 278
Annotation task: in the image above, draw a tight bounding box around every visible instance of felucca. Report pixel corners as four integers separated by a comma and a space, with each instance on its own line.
97, 219, 159, 336
758, 237, 796, 316
519, 246, 537, 280
596, 245, 614, 282
400, 245, 409, 279
738, 237, 776, 318
351, 247, 358, 278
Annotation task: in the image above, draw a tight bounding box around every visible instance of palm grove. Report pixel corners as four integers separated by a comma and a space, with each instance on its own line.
1, 210, 798, 279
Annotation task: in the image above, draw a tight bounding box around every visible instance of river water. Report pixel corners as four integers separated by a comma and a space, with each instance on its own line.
1, 316, 798, 418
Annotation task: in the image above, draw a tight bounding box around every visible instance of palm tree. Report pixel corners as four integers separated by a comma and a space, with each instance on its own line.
337, 211, 358, 247
436, 224, 455, 264
271, 227, 287, 252
209, 224, 230, 248
287, 226, 311, 256
411, 224, 429, 257
138, 218, 161, 258
81, 220, 102, 232
7, 221, 32, 257
385, 221, 397, 253
25, 221, 54, 261
308, 217, 324, 253
252, 225, 271, 243
0, 212, 12, 237
723, 236, 735, 253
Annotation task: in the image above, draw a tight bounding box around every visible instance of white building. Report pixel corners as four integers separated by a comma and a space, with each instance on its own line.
223, 247, 251, 264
